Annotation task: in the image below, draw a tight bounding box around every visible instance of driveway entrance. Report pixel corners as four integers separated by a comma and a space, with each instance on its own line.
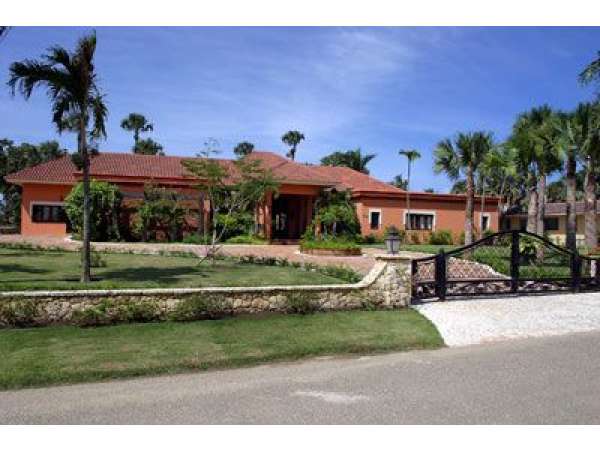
414, 293, 600, 346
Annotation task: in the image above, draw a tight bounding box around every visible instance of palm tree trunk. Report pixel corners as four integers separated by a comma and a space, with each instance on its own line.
465, 163, 474, 245
405, 160, 411, 235
527, 174, 538, 234
536, 174, 546, 237
584, 156, 597, 249
80, 117, 91, 283
565, 153, 577, 252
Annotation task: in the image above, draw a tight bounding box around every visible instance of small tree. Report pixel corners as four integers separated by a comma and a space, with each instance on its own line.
233, 141, 254, 158
182, 151, 280, 259
133, 183, 186, 242
281, 130, 305, 161
65, 180, 122, 241
310, 189, 359, 239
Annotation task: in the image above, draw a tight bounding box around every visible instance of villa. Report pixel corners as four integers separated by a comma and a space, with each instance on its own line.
5, 150, 500, 242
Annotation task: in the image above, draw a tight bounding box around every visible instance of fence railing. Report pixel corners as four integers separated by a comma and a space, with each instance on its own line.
411, 230, 600, 301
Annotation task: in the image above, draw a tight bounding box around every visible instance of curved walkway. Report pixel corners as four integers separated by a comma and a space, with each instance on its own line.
0, 235, 426, 275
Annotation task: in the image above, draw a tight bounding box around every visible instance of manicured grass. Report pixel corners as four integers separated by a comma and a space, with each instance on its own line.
0, 248, 348, 291
0, 310, 443, 390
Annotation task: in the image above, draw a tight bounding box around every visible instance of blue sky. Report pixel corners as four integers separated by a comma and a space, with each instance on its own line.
1, 27, 599, 191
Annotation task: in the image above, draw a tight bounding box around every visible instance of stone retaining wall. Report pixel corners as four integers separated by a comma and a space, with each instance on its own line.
0, 255, 412, 327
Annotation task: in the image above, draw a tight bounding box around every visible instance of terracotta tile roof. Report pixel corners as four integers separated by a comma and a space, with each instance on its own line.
4, 151, 340, 187
308, 165, 405, 195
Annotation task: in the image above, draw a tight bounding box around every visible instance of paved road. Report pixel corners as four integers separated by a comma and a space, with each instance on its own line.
2, 331, 600, 424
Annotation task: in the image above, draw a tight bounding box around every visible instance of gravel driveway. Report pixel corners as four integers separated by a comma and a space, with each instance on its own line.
414, 293, 600, 346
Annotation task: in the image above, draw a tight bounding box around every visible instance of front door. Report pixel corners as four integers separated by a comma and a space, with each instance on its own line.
272, 195, 311, 240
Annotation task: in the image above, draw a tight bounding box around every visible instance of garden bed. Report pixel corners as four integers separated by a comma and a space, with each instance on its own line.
301, 247, 362, 256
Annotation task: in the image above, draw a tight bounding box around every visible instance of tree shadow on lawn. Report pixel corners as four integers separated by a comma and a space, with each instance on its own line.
0, 263, 51, 275
98, 266, 210, 285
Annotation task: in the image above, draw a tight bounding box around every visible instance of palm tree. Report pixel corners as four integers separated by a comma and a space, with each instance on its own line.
121, 113, 153, 149
320, 148, 376, 174
434, 132, 492, 245
574, 102, 600, 249
557, 110, 580, 251
390, 174, 408, 190
233, 141, 254, 158
398, 149, 421, 233
134, 137, 164, 156
510, 106, 560, 236
9, 32, 107, 283
281, 130, 305, 161
579, 51, 600, 95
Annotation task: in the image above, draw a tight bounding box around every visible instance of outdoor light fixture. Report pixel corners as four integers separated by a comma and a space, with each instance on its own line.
385, 227, 401, 254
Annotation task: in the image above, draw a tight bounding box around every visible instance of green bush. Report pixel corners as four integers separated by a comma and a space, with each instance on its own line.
0, 300, 39, 327
181, 234, 212, 245
317, 265, 362, 283
300, 238, 360, 251
117, 301, 160, 323
284, 293, 318, 315
65, 180, 123, 241
482, 229, 496, 239
429, 230, 453, 245
169, 295, 229, 321
355, 233, 383, 245
90, 252, 107, 268
72, 301, 114, 327
225, 234, 268, 245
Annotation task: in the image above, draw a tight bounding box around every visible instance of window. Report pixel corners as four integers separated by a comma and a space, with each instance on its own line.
31, 204, 67, 224
369, 210, 381, 230
481, 215, 490, 231
544, 217, 560, 231
406, 213, 434, 231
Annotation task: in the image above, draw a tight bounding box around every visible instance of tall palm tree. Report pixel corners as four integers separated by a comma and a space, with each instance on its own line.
320, 148, 376, 174
481, 144, 518, 232
398, 149, 421, 233
579, 51, 600, 95
434, 132, 492, 245
575, 102, 600, 249
120, 113, 153, 149
233, 141, 255, 158
557, 110, 580, 251
9, 32, 107, 282
281, 130, 305, 161
510, 106, 558, 236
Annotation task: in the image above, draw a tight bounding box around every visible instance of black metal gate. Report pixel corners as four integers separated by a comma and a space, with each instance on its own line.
411, 230, 600, 302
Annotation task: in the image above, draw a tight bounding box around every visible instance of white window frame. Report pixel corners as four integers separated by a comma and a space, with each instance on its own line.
30, 201, 66, 223
403, 209, 436, 231
480, 213, 491, 231
368, 208, 382, 230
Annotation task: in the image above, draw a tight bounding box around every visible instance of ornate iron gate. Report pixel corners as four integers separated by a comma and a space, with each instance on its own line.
411, 230, 600, 302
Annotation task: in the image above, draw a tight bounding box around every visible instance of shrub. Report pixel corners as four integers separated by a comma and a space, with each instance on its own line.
355, 233, 382, 245
169, 295, 229, 321
72, 300, 114, 327
429, 230, 453, 245
65, 180, 123, 241
225, 234, 268, 245
299, 238, 360, 251
182, 234, 212, 245
483, 229, 496, 239
360, 298, 379, 311
318, 265, 362, 283
0, 300, 39, 327
117, 301, 160, 323
284, 293, 318, 315
90, 252, 107, 268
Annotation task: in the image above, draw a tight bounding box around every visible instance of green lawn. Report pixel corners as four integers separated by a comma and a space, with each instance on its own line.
0, 248, 349, 291
0, 310, 443, 390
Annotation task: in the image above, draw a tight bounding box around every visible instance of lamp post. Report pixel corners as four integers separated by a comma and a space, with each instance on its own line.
385, 226, 401, 254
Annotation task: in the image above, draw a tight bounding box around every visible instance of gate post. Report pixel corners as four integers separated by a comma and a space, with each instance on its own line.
510, 230, 520, 293
571, 253, 582, 293
435, 249, 447, 301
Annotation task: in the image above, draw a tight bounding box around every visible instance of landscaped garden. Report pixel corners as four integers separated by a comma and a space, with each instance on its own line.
0, 309, 444, 390
0, 246, 357, 291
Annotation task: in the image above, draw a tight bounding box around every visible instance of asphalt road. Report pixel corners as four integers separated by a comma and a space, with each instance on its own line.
2, 331, 600, 424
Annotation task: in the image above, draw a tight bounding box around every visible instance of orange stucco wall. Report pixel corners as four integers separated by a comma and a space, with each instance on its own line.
354, 194, 499, 242
20, 183, 73, 236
